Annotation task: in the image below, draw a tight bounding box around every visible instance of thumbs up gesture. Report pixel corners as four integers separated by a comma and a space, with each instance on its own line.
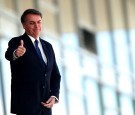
15, 40, 26, 57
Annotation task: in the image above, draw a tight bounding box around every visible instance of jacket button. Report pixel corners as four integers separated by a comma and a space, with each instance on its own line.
45, 74, 47, 76
43, 86, 45, 88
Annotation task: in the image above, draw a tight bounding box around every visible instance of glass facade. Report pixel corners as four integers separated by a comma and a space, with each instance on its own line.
0, 0, 135, 115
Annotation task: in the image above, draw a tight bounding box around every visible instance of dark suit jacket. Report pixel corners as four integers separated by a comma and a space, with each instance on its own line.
5, 33, 61, 115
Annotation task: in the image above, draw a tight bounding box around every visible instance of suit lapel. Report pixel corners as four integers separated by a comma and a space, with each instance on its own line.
23, 33, 36, 54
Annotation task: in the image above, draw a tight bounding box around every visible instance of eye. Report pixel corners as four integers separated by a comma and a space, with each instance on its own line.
29, 22, 34, 25
38, 21, 42, 24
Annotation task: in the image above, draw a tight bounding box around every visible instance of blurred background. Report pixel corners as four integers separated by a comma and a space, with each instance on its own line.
0, 0, 135, 115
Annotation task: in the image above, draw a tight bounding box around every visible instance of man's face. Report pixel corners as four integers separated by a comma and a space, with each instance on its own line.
22, 14, 42, 39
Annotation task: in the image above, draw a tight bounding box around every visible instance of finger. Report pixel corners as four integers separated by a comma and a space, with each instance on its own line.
20, 40, 24, 47
18, 47, 25, 53
17, 50, 25, 55
41, 102, 50, 108
41, 102, 50, 106
41, 101, 52, 106
41, 102, 45, 106
46, 98, 52, 104
18, 46, 25, 50
16, 47, 26, 57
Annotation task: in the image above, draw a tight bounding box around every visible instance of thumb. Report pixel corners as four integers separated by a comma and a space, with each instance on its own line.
20, 40, 24, 47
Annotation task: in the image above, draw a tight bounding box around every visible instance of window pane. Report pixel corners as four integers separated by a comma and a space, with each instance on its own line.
84, 79, 102, 115
1, 39, 11, 115
104, 110, 118, 115
96, 31, 114, 65
129, 29, 135, 74
118, 74, 132, 95
113, 29, 130, 72
68, 94, 85, 115
120, 95, 134, 115
102, 87, 117, 109
101, 66, 116, 87
62, 33, 79, 48
102, 87, 118, 115
65, 68, 82, 94
52, 80, 67, 115
0, 81, 4, 115
82, 54, 98, 79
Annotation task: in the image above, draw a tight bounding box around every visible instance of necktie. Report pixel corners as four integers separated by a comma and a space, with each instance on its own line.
34, 40, 46, 68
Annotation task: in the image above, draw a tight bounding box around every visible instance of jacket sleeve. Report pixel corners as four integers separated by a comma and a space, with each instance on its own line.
5, 38, 20, 61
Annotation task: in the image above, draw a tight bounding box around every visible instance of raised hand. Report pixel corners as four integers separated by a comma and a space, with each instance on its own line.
15, 40, 26, 57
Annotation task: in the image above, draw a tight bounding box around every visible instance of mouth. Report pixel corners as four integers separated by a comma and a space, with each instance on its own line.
34, 29, 40, 32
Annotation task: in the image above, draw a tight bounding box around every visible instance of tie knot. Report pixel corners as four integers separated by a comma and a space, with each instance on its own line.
35, 39, 38, 44
35, 40, 39, 47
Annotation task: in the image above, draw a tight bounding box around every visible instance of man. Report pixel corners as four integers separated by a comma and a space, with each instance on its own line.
5, 9, 61, 115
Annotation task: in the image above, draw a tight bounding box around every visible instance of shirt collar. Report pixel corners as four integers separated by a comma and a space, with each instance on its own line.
28, 35, 40, 43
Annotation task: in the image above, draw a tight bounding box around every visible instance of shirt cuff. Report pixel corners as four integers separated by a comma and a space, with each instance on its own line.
51, 96, 59, 103
13, 50, 18, 60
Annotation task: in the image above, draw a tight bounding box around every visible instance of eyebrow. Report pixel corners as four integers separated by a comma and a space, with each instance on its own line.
29, 20, 42, 22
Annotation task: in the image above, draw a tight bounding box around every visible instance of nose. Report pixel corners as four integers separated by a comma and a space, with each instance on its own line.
35, 23, 38, 28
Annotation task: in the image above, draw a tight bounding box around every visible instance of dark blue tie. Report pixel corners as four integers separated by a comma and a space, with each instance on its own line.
34, 40, 46, 68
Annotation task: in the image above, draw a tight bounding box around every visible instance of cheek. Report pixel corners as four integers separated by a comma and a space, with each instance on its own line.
24, 27, 34, 33
40, 24, 42, 28
40, 25, 42, 30
26, 26, 33, 31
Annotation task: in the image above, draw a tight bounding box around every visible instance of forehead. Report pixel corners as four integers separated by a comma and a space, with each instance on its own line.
25, 14, 42, 21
